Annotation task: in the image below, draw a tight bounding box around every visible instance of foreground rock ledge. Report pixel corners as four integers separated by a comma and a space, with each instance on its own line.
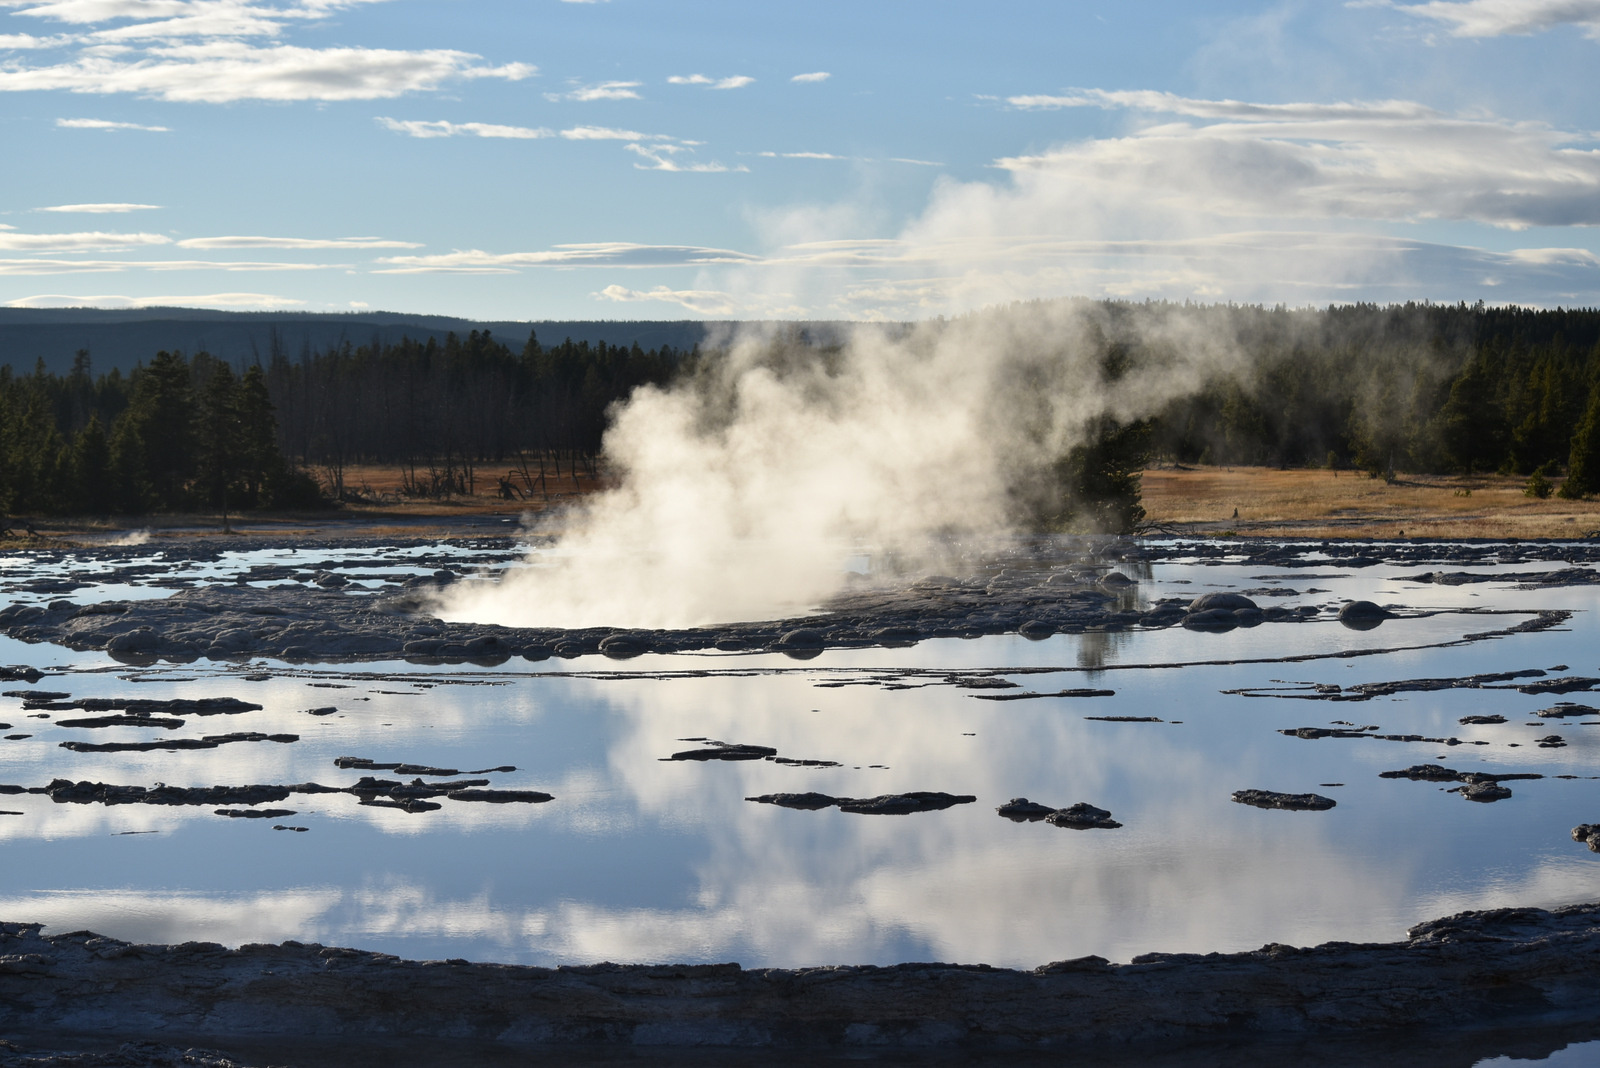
2, 905, 1598, 1051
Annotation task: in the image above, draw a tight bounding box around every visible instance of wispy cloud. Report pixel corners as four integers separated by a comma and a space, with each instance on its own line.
594, 283, 745, 315
0, 42, 532, 101
759, 150, 848, 160
1, 0, 392, 36
790, 71, 830, 83
1382, 0, 1600, 38
377, 116, 552, 139
0, 31, 72, 47
56, 117, 169, 131
0, 230, 170, 251
176, 234, 420, 249
36, 202, 159, 212
375, 242, 760, 273
626, 142, 744, 172
991, 90, 1600, 230
667, 73, 753, 90
545, 79, 640, 102
0, 257, 336, 274
1004, 89, 1434, 120
559, 124, 669, 141
3, 291, 307, 309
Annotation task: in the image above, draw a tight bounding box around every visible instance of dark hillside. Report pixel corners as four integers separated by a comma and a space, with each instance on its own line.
0, 309, 733, 375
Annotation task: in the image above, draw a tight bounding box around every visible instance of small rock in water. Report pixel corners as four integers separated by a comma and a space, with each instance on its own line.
1535, 703, 1598, 719
1046, 803, 1122, 829
1572, 824, 1600, 852
1189, 592, 1258, 612
996, 798, 1056, 821
1232, 789, 1337, 811
665, 742, 777, 762
1459, 714, 1507, 725
1455, 782, 1514, 802
1337, 601, 1391, 630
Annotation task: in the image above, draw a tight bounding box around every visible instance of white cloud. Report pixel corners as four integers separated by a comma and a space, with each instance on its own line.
3, 290, 306, 308
176, 234, 420, 249
1387, 0, 1600, 38
759, 150, 847, 160
790, 71, 830, 83
0, 257, 335, 273
594, 283, 744, 315
545, 80, 640, 102
56, 117, 168, 130
0, 41, 532, 102
990, 91, 1600, 230
625, 142, 744, 172
377, 116, 552, 140
0, 31, 72, 47
36, 201, 159, 212
667, 73, 753, 90
0, 229, 169, 251
0, 0, 390, 30
375, 242, 760, 273
558, 124, 667, 141
1005, 89, 1435, 121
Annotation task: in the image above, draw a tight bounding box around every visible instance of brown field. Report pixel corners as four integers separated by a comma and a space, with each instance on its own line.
1141, 465, 1600, 540
10, 462, 1600, 545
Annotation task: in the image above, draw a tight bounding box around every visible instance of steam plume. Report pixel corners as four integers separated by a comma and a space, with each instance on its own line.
439, 301, 1244, 630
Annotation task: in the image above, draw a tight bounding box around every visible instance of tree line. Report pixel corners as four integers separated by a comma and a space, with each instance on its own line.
3, 303, 1600, 523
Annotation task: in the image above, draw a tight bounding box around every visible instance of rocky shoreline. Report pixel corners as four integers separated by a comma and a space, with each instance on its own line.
0, 905, 1597, 1058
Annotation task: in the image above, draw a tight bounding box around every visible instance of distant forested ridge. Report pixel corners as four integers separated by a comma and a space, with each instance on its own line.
2, 301, 1600, 521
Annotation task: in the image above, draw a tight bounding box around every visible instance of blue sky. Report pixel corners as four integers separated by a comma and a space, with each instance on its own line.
1, 0, 1598, 320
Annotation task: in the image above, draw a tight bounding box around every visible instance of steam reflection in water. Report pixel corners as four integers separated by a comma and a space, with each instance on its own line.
0, 555, 1596, 967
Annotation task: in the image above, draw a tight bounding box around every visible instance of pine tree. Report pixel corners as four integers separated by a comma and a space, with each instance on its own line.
194, 361, 241, 527
70, 415, 112, 514
127, 351, 194, 509
1559, 384, 1600, 498
235, 364, 280, 507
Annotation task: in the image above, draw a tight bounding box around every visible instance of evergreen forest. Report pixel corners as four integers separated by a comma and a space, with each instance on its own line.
2, 301, 1600, 527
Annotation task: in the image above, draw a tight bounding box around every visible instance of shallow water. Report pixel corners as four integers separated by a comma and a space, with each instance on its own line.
0, 544, 1597, 992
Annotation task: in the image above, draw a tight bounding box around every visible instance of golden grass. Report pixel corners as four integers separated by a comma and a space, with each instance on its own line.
1141, 465, 1600, 540
9, 462, 1600, 546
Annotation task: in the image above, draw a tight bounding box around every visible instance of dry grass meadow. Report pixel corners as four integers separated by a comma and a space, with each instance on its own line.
13, 461, 1600, 545
1141, 465, 1600, 540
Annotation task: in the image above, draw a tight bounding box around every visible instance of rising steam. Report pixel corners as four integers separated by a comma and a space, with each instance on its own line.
438, 300, 1246, 630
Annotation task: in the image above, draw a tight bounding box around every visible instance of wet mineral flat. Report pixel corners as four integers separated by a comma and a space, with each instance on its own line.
0, 538, 1596, 977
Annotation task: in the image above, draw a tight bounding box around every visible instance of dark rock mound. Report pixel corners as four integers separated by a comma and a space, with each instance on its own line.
1573, 824, 1600, 852
57, 732, 297, 754
55, 715, 184, 730
46, 780, 292, 807
1459, 714, 1507, 725
445, 789, 554, 804
1535, 703, 1599, 719
1232, 789, 1337, 811
747, 791, 976, 814
666, 742, 778, 762
1338, 601, 1391, 630
1017, 620, 1055, 640
996, 798, 1056, 821
836, 792, 976, 815
1182, 608, 1239, 631
1045, 802, 1122, 829
1189, 592, 1258, 612
1456, 782, 1514, 802
744, 792, 838, 810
